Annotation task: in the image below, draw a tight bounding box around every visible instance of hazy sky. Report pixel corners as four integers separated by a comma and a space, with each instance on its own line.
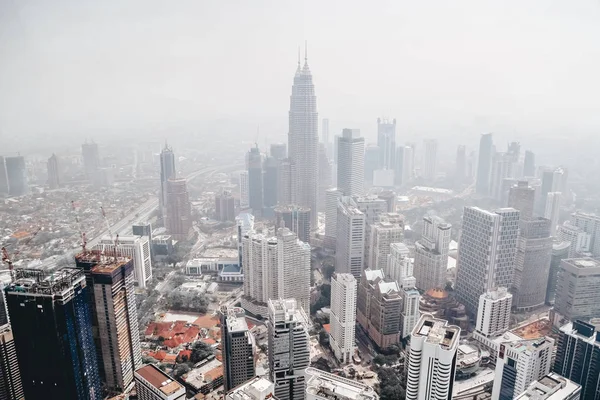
1, 0, 600, 151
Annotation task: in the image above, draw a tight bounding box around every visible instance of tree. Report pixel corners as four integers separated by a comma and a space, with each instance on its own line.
377, 366, 406, 400
173, 363, 190, 379
190, 341, 214, 364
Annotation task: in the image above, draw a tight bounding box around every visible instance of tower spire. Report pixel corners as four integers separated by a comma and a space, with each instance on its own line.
304, 40, 308, 63
298, 46, 301, 67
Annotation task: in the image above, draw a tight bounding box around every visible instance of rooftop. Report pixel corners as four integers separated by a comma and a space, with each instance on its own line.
226, 376, 275, 400
564, 257, 600, 269
135, 364, 185, 396
224, 307, 250, 333
413, 315, 460, 349
363, 269, 385, 282
5, 267, 85, 297
515, 373, 581, 399
305, 367, 379, 400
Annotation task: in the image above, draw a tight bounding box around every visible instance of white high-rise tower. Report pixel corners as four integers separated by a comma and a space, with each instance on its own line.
337, 129, 365, 196
413, 215, 451, 292
329, 273, 357, 364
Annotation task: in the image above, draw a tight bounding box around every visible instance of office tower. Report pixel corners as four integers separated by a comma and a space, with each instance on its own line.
4, 156, 27, 197
406, 315, 460, 400
288, 52, 319, 228
335, 197, 366, 278
364, 144, 380, 184
226, 377, 277, 400
490, 152, 516, 201
400, 276, 421, 339
455, 207, 520, 315
414, 215, 451, 292
159, 144, 176, 217
570, 212, 600, 256
82, 141, 100, 180
356, 269, 402, 350
5, 268, 101, 400
538, 167, 566, 216
323, 188, 342, 250
336, 129, 365, 196
422, 139, 438, 181
277, 228, 311, 313
236, 212, 254, 266
0, 286, 8, 329
476, 133, 493, 195
95, 235, 152, 288
523, 150, 535, 177
317, 143, 331, 212
492, 338, 554, 400
268, 299, 310, 400
333, 134, 340, 165
247, 146, 264, 217
274, 205, 311, 244
329, 273, 357, 364
239, 171, 250, 209
385, 242, 412, 284
558, 223, 591, 257
47, 153, 60, 189
165, 178, 193, 240
377, 118, 396, 170
395, 145, 414, 186
508, 181, 535, 220
554, 258, 600, 323
263, 156, 279, 216
367, 215, 404, 270
216, 190, 237, 222
305, 368, 379, 400
515, 373, 581, 400
512, 217, 552, 311
544, 192, 561, 236
277, 158, 297, 206
0, 327, 24, 400
134, 364, 186, 400
377, 190, 396, 213
455, 145, 466, 185
475, 288, 512, 337
90, 259, 142, 393
352, 194, 388, 224
271, 142, 287, 160
0, 157, 8, 195
554, 320, 600, 400
221, 307, 255, 392
545, 241, 570, 305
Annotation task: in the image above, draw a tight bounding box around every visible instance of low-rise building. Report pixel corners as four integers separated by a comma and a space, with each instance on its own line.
305, 367, 379, 400
134, 364, 186, 400
515, 373, 581, 400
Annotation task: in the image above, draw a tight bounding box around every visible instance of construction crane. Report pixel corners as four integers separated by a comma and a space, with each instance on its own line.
100, 206, 119, 261
1, 227, 42, 282
71, 200, 87, 254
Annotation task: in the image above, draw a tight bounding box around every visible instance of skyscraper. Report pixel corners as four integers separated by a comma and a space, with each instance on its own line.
239, 171, 250, 209
4, 156, 27, 197
165, 178, 193, 240
385, 242, 412, 285
570, 211, 600, 256
5, 268, 101, 400
323, 188, 342, 250
82, 141, 100, 180
399, 276, 421, 339
0, 327, 24, 400
317, 143, 332, 212
47, 153, 60, 189
221, 307, 255, 392
321, 118, 330, 153
0, 157, 8, 195
377, 118, 396, 170
159, 144, 176, 218
364, 144, 380, 184
337, 129, 365, 196
94, 235, 153, 288
455, 207, 520, 314
268, 298, 310, 400
274, 205, 311, 244
413, 215, 451, 292
288, 51, 319, 227
455, 145, 467, 185
277, 228, 311, 313
367, 215, 404, 270
406, 315, 460, 400
335, 197, 366, 278
247, 146, 264, 217
329, 273, 357, 364
422, 139, 438, 181
215, 190, 237, 222
475, 288, 512, 338
553, 258, 600, 323
395, 145, 413, 186
476, 133, 493, 195
263, 156, 279, 216
490, 152, 516, 202
523, 150, 535, 177
270, 143, 287, 160
544, 192, 561, 236
277, 158, 297, 206
508, 181, 535, 220
545, 241, 570, 305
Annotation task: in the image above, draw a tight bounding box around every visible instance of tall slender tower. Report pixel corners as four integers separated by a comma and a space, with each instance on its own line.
159, 144, 176, 218
329, 273, 357, 364
221, 307, 255, 392
337, 129, 365, 197
47, 153, 61, 189
0, 326, 24, 400
476, 133, 493, 195
413, 215, 452, 292
288, 48, 319, 227
422, 139, 438, 181
377, 118, 396, 170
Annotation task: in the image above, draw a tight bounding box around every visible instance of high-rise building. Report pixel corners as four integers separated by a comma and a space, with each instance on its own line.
335, 197, 366, 278
545, 241, 570, 305
406, 315, 460, 400
558, 223, 591, 257
490, 152, 517, 202
508, 181, 535, 220
271, 143, 287, 160
367, 215, 404, 270
317, 143, 332, 212
323, 188, 342, 250
352, 194, 388, 224
277, 228, 311, 313
159, 144, 176, 218
0, 157, 9, 195
82, 141, 100, 180
329, 273, 357, 364
263, 156, 279, 216
221, 307, 255, 392
377, 118, 396, 170
537, 167, 566, 216
47, 153, 60, 189
413, 215, 451, 292
235, 212, 254, 266
377, 190, 397, 213
277, 158, 297, 206
305, 367, 379, 400
523, 151, 535, 177
553, 320, 600, 400
95, 235, 152, 288
226, 377, 276, 400
515, 373, 581, 400
275, 205, 311, 244
4, 156, 27, 197
364, 144, 380, 184
512, 218, 552, 311
570, 212, 600, 257
491, 338, 554, 400
90, 258, 142, 393
134, 364, 185, 400
385, 242, 412, 285
216, 190, 237, 222
321, 118, 330, 152
165, 178, 193, 240
553, 258, 600, 324
5, 268, 101, 400
544, 192, 561, 236
400, 276, 421, 339
288, 52, 319, 228
356, 269, 402, 350
268, 298, 310, 400
455, 207, 520, 315
395, 145, 413, 186
476, 133, 493, 195
455, 145, 467, 185
475, 288, 512, 338
0, 327, 24, 400
239, 171, 250, 209
337, 129, 365, 196
247, 146, 264, 217
422, 139, 438, 181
